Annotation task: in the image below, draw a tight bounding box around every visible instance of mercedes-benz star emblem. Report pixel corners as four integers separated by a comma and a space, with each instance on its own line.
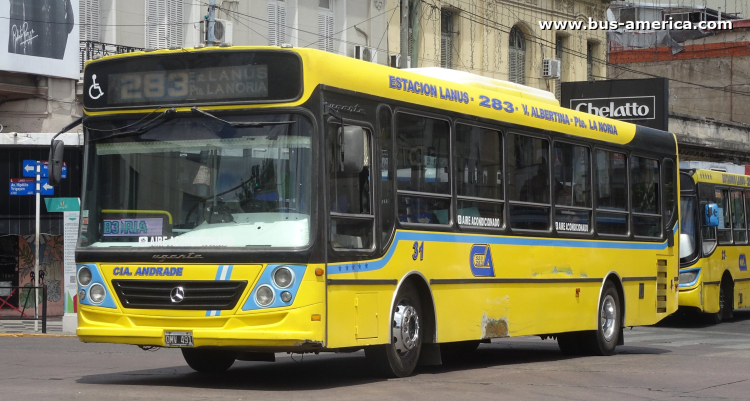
170, 286, 185, 303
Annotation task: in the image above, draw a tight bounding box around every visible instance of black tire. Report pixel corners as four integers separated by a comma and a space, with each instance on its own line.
440, 340, 480, 363
365, 284, 423, 377
182, 348, 236, 373
557, 332, 584, 356
581, 282, 621, 356
708, 281, 733, 324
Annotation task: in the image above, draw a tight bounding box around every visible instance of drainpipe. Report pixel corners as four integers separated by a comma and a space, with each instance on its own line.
354, 25, 369, 46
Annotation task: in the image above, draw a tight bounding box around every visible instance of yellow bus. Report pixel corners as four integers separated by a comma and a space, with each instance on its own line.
57, 46, 679, 377
678, 169, 750, 322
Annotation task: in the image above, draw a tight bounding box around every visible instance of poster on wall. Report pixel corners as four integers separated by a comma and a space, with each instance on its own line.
0, 0, 79, 79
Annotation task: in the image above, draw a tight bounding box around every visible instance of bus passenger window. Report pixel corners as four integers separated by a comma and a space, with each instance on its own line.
716, 189, 732, 244
395, 113, 451, 225
630, 156, 660, 238
553, 142, 591, 234
595, 150, 628, 235
328, 123, 374, 249
731, 189, 747, 244
507, 133, 550, 230
455, 124, 503, 229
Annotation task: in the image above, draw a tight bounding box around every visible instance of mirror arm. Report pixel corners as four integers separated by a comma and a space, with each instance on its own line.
50, 117, 83, 146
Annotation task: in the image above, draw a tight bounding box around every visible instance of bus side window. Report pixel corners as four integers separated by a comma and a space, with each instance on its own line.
594, 149, 628, 236
630, 155, 661, 238
378, 106, 395, 247
507, 133, 550, 231
395, 113, 451, 225
717, 188, 732, 244
455, 124, 504, 229
663, 159, 676, 225
328, 122, 374, 250
553, 141, 591, 234
730, 189, 747, 244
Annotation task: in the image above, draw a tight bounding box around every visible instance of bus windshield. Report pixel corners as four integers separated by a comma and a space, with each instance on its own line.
80, 113, 313, 248
679, 196, 698, 262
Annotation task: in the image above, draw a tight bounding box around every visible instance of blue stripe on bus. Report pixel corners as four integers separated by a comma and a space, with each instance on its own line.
328, 227, 675, 275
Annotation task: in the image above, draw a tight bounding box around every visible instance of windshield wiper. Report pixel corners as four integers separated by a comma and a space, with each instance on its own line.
191, 107, 296, 128
89, 108, 176, 142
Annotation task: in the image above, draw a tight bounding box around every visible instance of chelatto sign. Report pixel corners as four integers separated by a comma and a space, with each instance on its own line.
561, 78, 669, 131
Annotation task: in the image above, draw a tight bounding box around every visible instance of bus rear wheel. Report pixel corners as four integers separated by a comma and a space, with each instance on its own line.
581, 282, 621, 356
365, 284, 423, 377
182, 348, 236, 373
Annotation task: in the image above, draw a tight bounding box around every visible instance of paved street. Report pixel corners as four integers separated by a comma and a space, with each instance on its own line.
2, 311, 750, 400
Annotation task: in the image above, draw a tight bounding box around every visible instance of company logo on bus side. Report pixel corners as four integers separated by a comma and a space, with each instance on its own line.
470, 244, 495, 277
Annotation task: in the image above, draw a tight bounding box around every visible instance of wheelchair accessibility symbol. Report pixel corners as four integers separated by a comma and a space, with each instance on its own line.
89, 74, 104, 100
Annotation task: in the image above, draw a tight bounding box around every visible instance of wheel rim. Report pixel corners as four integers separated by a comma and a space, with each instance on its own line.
600, 294, 617, 342
393, 301, 420, 356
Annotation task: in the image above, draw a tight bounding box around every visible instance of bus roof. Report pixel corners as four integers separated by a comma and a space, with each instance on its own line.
84, 46, 675, 153
691, 169, 750, 188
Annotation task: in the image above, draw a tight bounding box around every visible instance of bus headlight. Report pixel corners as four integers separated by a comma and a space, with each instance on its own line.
255, 285, 275, 307
280, 291, 292, 303
78, 289, 86, 301
78, 267, 92, 286
89, 283, 106, 304
679, 270, 699, 285
272, 266, 294, 289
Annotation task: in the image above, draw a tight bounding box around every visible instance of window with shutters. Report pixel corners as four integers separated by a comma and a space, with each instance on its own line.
146, 0, 184, 49
268, 0, 287, 46
79, 0, 100, 42
508, 26, 526, 85
318, 0, 334, 52
555, 35, 565, 101
440, 9, 453, 69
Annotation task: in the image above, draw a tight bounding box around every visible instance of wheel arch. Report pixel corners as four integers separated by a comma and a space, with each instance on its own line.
598, 271, 626, 326
390, 271, 438, 344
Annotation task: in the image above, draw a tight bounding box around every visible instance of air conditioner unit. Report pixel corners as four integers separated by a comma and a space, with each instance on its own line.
389, 54, 411, 68
354, 45, 378, 63
542, 59, 561, 79
204, 19, 234, 45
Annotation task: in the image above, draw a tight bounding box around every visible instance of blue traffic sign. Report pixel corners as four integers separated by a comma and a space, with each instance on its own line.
22, 160, 66, 179
39, 178, 54, 195
9, 178, 54, 195
9, 178, 34, 195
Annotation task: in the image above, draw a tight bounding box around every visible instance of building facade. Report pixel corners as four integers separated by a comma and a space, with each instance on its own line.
606, 1, 750, 162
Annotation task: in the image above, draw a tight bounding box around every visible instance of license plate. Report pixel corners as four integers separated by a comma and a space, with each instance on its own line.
164, 332, 193, 347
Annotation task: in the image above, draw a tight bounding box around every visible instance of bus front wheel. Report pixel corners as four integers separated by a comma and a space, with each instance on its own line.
365, 284, 423, 377
182, 348, 236, 373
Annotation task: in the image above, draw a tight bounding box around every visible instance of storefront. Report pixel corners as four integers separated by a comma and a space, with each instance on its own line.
0, 133, 82, 317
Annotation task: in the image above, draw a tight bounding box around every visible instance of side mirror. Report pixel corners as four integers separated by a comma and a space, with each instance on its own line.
705, 203, 719, 227
339, 126, 365, 173
48, 140, 65, 187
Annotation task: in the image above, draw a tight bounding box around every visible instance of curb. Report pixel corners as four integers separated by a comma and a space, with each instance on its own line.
0, 333, 76, 338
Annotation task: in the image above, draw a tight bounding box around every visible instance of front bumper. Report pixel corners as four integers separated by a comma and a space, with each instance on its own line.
678, 284, 702, 311
77, 301, 325, 350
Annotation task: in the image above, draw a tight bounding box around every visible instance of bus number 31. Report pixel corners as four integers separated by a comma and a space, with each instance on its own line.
412, 241, 424, 261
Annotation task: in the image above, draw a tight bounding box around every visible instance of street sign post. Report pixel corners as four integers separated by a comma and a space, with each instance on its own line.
12, 160, 66, 332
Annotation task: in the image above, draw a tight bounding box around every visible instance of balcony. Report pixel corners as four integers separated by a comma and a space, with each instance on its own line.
80, 40, 144, 72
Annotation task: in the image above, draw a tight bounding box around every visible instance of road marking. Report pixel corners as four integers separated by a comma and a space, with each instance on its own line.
659, 338, 746, 347
624, 334, 699, 343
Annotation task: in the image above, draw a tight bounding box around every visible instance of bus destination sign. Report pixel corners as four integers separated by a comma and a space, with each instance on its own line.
106, 65, 269, 105
83, 51, 302, 110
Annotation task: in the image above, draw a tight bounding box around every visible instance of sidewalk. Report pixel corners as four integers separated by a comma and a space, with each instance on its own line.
0, 317, 65, 335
